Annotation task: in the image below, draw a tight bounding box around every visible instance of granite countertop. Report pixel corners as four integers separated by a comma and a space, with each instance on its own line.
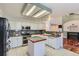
29, 36, 46, 43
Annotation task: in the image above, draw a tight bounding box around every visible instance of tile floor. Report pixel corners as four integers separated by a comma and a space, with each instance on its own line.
7, 46, 79, 56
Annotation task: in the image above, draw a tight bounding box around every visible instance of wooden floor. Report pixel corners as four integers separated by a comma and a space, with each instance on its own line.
64, 38, 79, 54
7, 46, 79, 56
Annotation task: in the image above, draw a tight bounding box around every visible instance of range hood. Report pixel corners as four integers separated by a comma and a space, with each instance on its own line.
21, 3, 52, 18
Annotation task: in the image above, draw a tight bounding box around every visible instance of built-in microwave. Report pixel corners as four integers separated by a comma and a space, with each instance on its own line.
25, 26, 30, 29
22, 26, 30, 30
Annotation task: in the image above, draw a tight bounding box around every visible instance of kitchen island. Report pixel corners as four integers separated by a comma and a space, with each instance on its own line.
28, 36, 46, 56
46, 33, 63, 49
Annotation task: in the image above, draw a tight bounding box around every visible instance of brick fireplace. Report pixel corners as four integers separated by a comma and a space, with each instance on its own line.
64, 32, 79, 54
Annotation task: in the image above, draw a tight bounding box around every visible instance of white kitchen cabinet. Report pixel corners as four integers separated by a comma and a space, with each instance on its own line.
16, 22, 22, 30
50, 24, 58, 31
17, 37, 23, 46
9, 37, 16, 48
58, 28, 62, 32
31, 23, 44, 30
28, 39, 46, 56
50, 17, 62, 25
10, 22, 16, 30
46, 37, 63, 49
9, 36, 22, 48
52, 37, 63, 49
31, 24, 37, 30
10, 22, 21, 30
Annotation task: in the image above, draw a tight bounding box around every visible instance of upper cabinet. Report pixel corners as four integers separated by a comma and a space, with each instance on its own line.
50, 24, 58, 32
21, 21, 45, 30
50, 24, 62, 32
9, 22, 16, 30
50, 17, 62, 25
9, 21, 22, 30
30, 23, 45, 30
48, 16, 62, 32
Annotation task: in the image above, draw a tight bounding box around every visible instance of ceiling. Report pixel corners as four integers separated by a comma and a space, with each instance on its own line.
0, 3, 79, 18
0, 3, 24, 17
42, 3, 79, 17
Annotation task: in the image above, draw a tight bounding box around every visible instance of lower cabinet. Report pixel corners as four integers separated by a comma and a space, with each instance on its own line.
46, 37, 63, 49
9, 37, 22, 48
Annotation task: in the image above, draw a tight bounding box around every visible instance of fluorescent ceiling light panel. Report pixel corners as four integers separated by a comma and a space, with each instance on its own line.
33, 10, 47, 17
26, 5, 36, 16
38, 11, 50, 18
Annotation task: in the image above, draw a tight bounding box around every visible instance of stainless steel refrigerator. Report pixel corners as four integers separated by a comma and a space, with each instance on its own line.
0, 17, 10, 56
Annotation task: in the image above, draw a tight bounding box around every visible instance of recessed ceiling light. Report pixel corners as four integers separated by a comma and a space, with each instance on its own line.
26, 5, 36, 16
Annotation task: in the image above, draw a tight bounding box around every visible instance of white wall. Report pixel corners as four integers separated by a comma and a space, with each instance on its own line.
63, 20, 79, 38
63, 20, 79, 32
0, 9, 3, 17
63, 15, 79, 38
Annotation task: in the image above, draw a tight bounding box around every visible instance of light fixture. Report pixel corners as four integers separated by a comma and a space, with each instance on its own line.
26, 5, 36, 16
22, 3, 52, 18
38, 11, 49, 18
33, 10, 47, 17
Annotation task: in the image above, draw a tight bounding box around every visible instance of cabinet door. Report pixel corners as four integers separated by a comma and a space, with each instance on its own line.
46, 37, 49, 45
55, 38, 60, 49
10, 22, 21, 30
10, 37, 18, 48
16, 22, 21, 30
50, 38, 59, 49
10, 22, 16, 30
12, 37, 17, 48
58, 37, 63, 48
54, 37, 63, 49
48, 38, 53, 46
17, 37, 22, 46
51, 39, 55, 48
50, 24, 58, 31
9, 37, 14, 48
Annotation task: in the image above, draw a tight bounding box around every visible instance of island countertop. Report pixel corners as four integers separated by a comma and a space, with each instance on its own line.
28, 36, 46, 43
